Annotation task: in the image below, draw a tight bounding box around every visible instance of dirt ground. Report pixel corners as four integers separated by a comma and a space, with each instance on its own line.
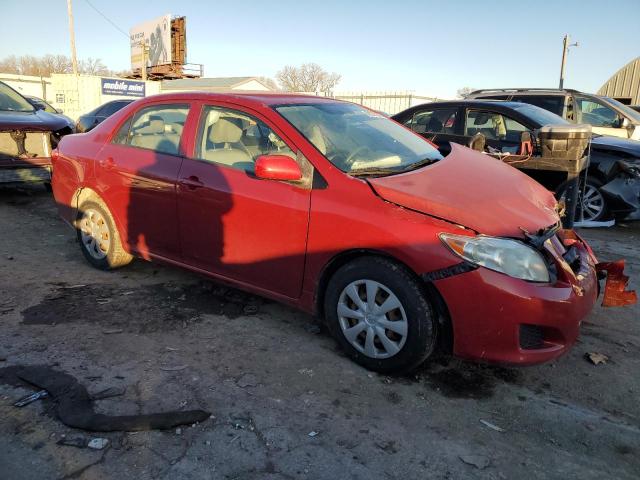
0, 185, 638, 480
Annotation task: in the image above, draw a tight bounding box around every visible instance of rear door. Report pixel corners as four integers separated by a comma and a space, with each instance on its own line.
94, 102, 190, 260
176, 102, 311, 299
463, 108, 530, 153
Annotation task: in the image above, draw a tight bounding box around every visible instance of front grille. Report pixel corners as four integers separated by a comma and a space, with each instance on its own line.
519, 324, 545, 350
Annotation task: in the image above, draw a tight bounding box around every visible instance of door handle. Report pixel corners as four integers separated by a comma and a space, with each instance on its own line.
180, 175, 204, 190
99, 157, 115, 169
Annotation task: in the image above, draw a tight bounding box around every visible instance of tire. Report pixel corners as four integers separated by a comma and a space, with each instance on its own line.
324, 256, 437, 373
558, 176, 610, 222
76, 200, 133, 270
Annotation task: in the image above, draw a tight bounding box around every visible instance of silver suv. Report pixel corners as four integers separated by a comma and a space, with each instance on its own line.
466, 88, 640, 141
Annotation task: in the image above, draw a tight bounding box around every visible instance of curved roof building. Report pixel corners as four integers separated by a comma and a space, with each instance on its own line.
598, 57, 640, 105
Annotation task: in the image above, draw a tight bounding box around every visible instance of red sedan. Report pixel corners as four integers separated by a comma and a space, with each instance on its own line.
51, 92, 598, 373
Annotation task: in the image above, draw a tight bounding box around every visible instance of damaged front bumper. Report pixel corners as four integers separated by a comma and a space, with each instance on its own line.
432, 230, 601, 365
601, 163, 640, 220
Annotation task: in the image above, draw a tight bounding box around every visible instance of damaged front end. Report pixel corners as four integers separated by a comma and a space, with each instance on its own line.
600, 160, 640, 220
0, 128, 67, 184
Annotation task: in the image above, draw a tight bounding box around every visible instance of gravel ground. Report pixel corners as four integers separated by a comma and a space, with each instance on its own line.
0, 185, 638, 480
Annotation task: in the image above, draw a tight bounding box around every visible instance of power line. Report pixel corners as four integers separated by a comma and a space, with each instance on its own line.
82, 0, 129, 38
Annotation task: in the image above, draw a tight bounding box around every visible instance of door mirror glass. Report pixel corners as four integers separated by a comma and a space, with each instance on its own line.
255, 155, 302, 181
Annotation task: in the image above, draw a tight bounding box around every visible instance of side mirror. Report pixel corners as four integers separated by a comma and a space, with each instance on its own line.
56, 108, 64, 114
255, 155, 302, 181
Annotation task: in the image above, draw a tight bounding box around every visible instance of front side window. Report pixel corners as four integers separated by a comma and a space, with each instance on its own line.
465, 110, 528, 141
410, 108, 457, 134
576, 97, 619, 127
196, 106, 295, 172
116, 104, 189, 155
276, 102, 443, 174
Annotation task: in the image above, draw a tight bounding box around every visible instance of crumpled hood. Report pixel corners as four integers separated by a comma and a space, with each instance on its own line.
367, 143, 560, 237
0, 110, 69, 132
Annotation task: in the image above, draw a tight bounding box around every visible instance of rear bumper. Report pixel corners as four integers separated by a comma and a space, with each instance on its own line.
433, 235, 598, 365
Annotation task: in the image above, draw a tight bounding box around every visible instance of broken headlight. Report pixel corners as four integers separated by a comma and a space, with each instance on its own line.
439, 233, 550, 282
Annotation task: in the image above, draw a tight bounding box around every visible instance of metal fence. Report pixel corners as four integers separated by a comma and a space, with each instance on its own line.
311, 91, 442, 115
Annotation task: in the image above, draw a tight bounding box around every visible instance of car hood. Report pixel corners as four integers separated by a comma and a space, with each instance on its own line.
0, 109, 69, 132
367, 143, 560, 237
591, 135, 640, 158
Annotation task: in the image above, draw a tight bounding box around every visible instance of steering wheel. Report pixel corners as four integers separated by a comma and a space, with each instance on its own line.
344, 146, 370, 166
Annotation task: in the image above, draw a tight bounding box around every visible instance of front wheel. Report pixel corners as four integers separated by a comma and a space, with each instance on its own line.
324, 257, 438, 373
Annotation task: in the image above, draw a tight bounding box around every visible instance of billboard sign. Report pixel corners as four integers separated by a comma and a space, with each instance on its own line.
130, 15, 172, 70
101, 78, 146, 97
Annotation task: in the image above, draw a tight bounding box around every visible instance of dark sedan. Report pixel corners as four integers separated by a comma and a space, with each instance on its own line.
76, 99, 134, 133
0, 81, 73, 185
393, 100, 640, 222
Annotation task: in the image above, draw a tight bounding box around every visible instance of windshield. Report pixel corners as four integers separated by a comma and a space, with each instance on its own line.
603, 96, 640, 123
510, 103, 569, 127
276, 102, 443, 174
0, 82, 35, 112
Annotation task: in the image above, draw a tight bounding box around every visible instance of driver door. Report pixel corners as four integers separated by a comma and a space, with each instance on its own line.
176, 103, 311, 299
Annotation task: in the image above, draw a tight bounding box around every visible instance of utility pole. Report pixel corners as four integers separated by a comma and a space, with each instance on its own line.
559, 34, 578, 89
66, 0, 79, 75
139, 41, 148, 81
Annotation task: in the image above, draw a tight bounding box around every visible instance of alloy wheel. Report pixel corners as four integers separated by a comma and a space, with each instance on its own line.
580, 184, 605, 221
337, 279, 408, 359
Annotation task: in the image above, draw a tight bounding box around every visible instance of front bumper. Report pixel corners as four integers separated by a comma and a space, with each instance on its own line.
432, 232, 598, 365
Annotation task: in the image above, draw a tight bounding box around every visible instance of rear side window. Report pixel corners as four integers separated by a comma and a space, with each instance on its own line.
575, 97, 619, 127
99, 101, 129, 118
409, 108, 458, 134
465, 110, 528, 141
113, 104, 189, 155
510, 95, 564, 116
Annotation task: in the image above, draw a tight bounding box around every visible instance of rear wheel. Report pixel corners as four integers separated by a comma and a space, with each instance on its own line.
558, 176, 609, 222
77, 201, 132, 270
324, 257, 438, 373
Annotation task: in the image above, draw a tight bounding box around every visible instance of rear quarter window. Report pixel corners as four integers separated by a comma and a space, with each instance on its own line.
510, 95, 564, 116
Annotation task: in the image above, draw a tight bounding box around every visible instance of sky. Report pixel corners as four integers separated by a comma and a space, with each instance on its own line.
1, 0, 639, 98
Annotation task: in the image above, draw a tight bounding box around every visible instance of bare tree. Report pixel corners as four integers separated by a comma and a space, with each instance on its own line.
0, 54, 113, 77
257, 76, 278, 91
276, 63, 341, 93
79, 57, 109, 76
456, 87, 475, 98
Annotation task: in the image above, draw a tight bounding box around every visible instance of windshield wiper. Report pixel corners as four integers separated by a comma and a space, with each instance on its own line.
348, 167, 399, 177
397, 157, 439, 173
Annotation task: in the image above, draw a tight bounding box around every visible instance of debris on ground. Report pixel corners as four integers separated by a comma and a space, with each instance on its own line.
585, 352, 609, 365
298, 368, 314, 377
0, 365, 210, 431
14, 389, 48, 407
102, 328, 123, 335
90, 386, 126, 400
87, 438, 109, 450
308, 431, 319, 437
480, 419, 505, 432
236, 374, 258, 388
160, 365, 188, 372
57, 435, 89, 448
459, 454, 491, 469
596, 260, 637, 307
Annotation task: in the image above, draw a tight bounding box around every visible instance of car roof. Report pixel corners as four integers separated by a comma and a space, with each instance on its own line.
468, 88, 580, 97
135, 91, 340, 108
392, 100, 530, 116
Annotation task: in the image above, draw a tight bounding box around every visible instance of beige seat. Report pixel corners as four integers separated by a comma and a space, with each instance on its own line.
203, 118, 254, 171
130, 117, 181, 155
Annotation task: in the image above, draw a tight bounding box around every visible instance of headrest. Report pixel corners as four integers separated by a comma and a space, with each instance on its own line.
209, 118, 243, 143
307, 125, 327, 155
136, 116, 165, 135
